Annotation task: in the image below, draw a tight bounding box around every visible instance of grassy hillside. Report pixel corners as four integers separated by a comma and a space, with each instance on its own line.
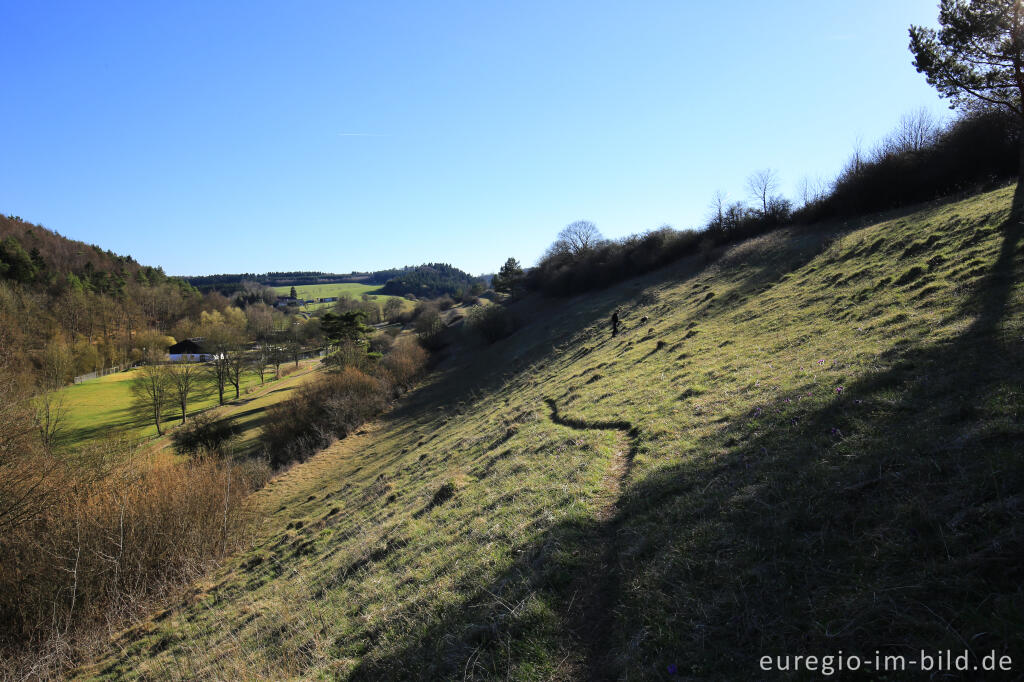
83, 186, 1023, 679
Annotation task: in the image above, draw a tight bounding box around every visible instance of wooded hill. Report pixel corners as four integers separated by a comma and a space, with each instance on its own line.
378, 262, 484, 298
188, 263, 486, 299
0, 214, 200, 373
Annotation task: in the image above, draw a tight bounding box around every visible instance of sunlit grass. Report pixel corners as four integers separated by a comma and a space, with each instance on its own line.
62, 360, 322, 451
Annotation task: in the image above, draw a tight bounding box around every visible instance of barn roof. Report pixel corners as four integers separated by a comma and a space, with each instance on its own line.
168, 338, 206, 354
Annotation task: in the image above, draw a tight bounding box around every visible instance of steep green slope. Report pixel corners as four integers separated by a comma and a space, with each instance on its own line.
84, 186, 1023, 679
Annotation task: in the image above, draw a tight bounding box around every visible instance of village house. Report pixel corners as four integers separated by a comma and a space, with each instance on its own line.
167, 338, 215, 362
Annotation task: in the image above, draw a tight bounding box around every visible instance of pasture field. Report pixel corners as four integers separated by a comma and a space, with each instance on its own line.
83, 186, 1023, 679
61, 360, 321, 450
271, 282, 412, 312
271, 282, 385, 300
215, 359, 323, 453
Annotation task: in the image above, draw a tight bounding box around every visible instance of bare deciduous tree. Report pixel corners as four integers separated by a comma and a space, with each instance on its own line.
383, 297, 404, 323
167, 361, 204, 424
555, 220, 603, 256
129, 362, 173, 435
708, 190, 727, 229
798, 175, 829, 207
203, 326, 240, 405
35, 338, 73, 449
746, 169, 780, 215
226, 348, 247, 400
894, 108, 940, 154
252, 344, 272, 384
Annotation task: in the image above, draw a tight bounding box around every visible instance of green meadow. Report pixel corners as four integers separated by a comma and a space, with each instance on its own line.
61, 362, 316, 449
271, 282, 385, 300
83, 186, 1023, 679
271, 282, 413, 313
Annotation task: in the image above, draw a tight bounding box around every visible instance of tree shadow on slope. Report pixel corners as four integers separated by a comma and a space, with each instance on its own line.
596, 208, 1024, 678
347, 210, 1022, 680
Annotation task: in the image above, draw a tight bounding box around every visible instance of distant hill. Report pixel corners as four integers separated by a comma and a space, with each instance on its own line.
0, 214, 188, 296
378, 262, 484, 298
189, 264, 485, 299
0, 213, 199, 368
183, 271, 389, 294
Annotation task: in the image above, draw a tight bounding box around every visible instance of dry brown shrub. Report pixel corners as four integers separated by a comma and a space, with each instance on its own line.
381, 336, 428, 390
0, 436, 267, 671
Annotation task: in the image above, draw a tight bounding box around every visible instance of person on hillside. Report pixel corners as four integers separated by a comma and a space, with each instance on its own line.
611, 309, 620, 337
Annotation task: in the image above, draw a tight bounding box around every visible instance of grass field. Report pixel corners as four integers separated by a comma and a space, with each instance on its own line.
82, 186, 1023, 679
61, 360, 321, 450
214, 360, 323, 453
271, 282, 411, 312
271, 282, 385, 300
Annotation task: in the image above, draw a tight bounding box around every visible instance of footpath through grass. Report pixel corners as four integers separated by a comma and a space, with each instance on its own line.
83, 186, 1023, 679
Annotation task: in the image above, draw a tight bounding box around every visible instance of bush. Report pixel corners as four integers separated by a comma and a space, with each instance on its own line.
526, 108, 1019, 299
368, 332, 394, 355
277, 363, 300, 379
466, 304, 520, 344
528, 226, 704, 296
260, 335, 428, 467
170, 412, 239, 457
414, 306, 448, 350
381, 336, 428, 391
262, 367, 389, 467
0, 364, 48, 537
0, 439, 264, 663
797, 107, 1018, 223
324, 340, 375, 372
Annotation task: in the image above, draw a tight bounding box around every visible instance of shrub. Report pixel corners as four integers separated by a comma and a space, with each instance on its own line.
528, 226, 703, 296
0, 438, 264, 662
797, 107, 1018, 223
526, 109, 1018, 300
261, 335, 428, 467
414, 306, 448, 350
262, 367, 389, 467
466, 304, 520, 344
0, 364, 49, 536
368, 332, 394, 355
381, 336, 428, 391
170, 412, 239, 457
324, 340, 375, 372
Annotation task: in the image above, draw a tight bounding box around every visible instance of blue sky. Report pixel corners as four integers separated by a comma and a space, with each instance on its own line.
2, 1, 948, 276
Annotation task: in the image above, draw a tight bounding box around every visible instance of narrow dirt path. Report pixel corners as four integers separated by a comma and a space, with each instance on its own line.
544, 398, 638, 681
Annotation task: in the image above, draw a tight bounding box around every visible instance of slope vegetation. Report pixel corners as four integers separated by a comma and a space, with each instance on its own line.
83, 186, 1023, 679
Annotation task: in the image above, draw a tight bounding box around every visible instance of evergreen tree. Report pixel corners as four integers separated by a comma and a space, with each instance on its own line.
0, 237, 38, 283
910, 0, 1024, 200
321, 311, 371, 345
492, 257, 524, 297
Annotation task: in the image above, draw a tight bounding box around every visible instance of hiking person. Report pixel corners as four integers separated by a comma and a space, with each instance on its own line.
611, 309, 620, 337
